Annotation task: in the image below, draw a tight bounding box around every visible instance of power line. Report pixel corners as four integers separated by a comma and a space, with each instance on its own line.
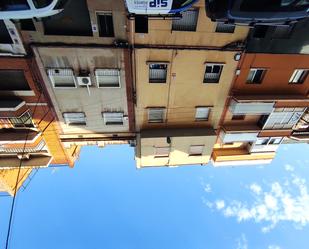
4, 91, 44, 249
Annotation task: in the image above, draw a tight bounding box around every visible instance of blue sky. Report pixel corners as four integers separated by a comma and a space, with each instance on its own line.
1, 143, 309, 249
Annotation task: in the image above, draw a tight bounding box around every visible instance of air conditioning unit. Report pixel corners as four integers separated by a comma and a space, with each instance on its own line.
77, 76, 92, 86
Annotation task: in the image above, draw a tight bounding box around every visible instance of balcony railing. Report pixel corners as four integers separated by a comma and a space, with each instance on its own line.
0, 111, 34, 128
0, 139, 47, 154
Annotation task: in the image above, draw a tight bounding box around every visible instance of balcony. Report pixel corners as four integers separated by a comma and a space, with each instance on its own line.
0, 155, 52, 169
229, 99, 274, 115
0, 138, 48, 154
0, 110, 34, 129
212, 147, 276, 167
0, 129, 40, 144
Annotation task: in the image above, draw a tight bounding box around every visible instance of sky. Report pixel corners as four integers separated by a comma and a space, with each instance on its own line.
1, 143, 309, 249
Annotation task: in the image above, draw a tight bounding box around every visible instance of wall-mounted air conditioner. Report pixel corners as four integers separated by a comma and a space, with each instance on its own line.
76, 76, 92, 86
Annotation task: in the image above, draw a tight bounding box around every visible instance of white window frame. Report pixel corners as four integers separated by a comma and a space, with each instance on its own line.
195, 107, 210, 121
63, 112, 86, 126
149, 63, 168, 83
246, 68, 266, 84
203, 63, 224, 83
148, 108, 166, 123
189, 145, 204, 156
95, 69, 121, 88
289, 69, 308, 84
102, 112, 124, 125
255, 137, 282, 146
47, 68, 77, 88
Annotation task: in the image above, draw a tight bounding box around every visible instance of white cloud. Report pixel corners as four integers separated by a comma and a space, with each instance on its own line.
207, 175, 309, 232
236, 234, 248, 249
204, 184, 212, 193
250, 183, 262, 195
215, 200, 225, 210
284, 164, 294, 172
268, 245, 281, 249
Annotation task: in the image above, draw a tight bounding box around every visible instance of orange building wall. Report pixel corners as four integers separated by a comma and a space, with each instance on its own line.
233, 53, 309, 96
0, 57, 77, 167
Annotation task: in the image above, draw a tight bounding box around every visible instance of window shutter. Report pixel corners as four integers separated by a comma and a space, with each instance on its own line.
195, 107, 210, 120
155, 147, 170, 157
47, 68, 75, 87
172, 9, 198, 31
189, 145, 204, 155
215, 23, 235, 33
149, 64, 167, 83
95, 69, 120, 87
148, 108, 165, 123
102, 112, 124, 125
63, 112, 86, 125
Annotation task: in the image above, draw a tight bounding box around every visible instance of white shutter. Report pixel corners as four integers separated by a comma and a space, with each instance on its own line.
189, 145, 204, 155
63, 112, 86, 125
229, 100, 274, 115
155, 147, 170, 157
103, 112, 123, 125
95, 69, 120, 87
195, 107, 210, 120
148, 108, 165, 123
47, 68, 75, 88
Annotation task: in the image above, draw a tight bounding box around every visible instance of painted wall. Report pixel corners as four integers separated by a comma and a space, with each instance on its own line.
35, 47, 130, 135
131, 0, 249, 47
134, 48, 239, 130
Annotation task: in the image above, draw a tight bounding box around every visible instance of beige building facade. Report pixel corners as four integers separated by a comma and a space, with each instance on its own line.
131, 0, 249, 168
34, 46, 134, 148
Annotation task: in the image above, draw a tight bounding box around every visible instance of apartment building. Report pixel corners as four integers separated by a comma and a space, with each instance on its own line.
18, 0, 135, 149
130, 0, 250, 168
17, 0, 127, 46
213, 53, 309, 166
0, 57, 78, 195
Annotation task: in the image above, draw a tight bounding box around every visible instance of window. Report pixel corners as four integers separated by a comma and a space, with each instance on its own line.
97, 13, 114, 37
95, 69, 120, 88
269, 137, 282, 145
47, 68, 76, 88
149, 63, 168, 83
33, 0, 53, 8
247, 69, 266, 84
20, 19, 36, 31
154, 147, 170, 158
203, 64, 223, 83
195, 107, 210, 121
42, 0, 93, 36
0, 0, 30, 11
262, 108, 305, 129
102, 112, 124, 125
148, 108, 165, 123
255, 137, 282, 146
0, 20, 13, 44
253, 25, 269, 38
215, 23, 235, 33
272, 25, 294, 39
255, 137, 269, 145
135, 15, 148, 33
289, 69, 308, 84
172, 9, 199, 32
189, 145, 204, 156
232, 115, 245, 120
9, 111, 33, 128
63, 112, 86, 126
0, 70, 30, 90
